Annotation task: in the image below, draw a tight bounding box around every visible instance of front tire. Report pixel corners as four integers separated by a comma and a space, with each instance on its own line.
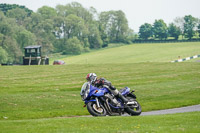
87, 101, 107, 116
125, 96, 142, 116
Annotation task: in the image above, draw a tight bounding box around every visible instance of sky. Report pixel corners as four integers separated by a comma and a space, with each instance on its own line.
0, 0, 200, 32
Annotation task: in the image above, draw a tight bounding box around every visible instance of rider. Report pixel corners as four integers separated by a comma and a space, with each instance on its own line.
86, 73, 128, 104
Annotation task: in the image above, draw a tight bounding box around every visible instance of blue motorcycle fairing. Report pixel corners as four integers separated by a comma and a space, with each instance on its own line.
84, 85, 109, 103
121, 87, 130, 95
84, 99, 96, 104
89, 85, 109, 97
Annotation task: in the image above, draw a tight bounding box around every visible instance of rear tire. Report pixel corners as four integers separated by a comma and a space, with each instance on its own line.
125, 96, 142, 116
87, 102, 107, 116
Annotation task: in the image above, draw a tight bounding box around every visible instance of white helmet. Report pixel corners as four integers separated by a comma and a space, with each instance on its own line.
86, 73, 97, 84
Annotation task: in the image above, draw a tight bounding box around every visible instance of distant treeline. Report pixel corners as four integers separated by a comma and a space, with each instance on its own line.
133, 39, 200, 44
0, 4, 32, 16
137, 16, 200, 41
0, 3, 200, 64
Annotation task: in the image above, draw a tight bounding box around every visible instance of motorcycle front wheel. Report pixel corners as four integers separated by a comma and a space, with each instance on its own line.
87, 101, 107, 116
125, 96, 142, 116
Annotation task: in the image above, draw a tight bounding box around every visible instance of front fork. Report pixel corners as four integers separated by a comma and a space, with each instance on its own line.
95, 97, 100, 108
83, 98, 101, 108
95, 97, 112, 115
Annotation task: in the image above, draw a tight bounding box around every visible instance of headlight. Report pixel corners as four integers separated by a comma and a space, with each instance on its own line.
82, 87, 90, 100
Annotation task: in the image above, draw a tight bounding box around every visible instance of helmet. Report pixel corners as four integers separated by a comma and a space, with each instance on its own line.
86, 73, 97, 84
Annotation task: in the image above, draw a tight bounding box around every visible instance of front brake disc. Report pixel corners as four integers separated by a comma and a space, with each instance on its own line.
93, 104, 103, 113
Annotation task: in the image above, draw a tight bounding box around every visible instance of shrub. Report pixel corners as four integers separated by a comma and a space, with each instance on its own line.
63, 37, 83, 55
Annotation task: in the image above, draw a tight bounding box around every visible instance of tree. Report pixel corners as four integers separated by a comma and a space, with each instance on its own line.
63, 37, 83, 55
64, 14, 87, 40
0, 4, 32, 16
35, 19, 55, 54
88, 22, 103, 49
0, 22, 13, 36
139, 23, 153, 40
0, 46, 8, 64
53, 16, 65, 39
55, 3, 97, 51
37, 6, 57, 19
25, 12, 55, 54
114, 10, 129, 42
6, 8, 28, 25
0, 11, 5, 21
89, 7, 98, 20
153, 19, 168, 40
15, 28, 36, 49
99, 10, 130, 43
197, 24, 200, 38
24, 12, 43, 32
0, 12, 23, 63
173, 17, 184, 36
98, 24, 109, 47
0, 33, 3, 45
2, 36, 22, 63
168, 23, 181, 40
56, 2, 93, 22
183, 15, 197, 39
56, 4, 68, 17
69, 2, 93, 23
126, 29, 136, 43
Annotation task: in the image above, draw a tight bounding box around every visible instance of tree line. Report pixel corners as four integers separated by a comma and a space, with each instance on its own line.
0, 3, 200, 64
138, 15, 200, 41
0, 2, 133, 64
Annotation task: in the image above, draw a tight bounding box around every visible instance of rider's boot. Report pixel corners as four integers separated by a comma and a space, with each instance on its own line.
109, 86, 128, 105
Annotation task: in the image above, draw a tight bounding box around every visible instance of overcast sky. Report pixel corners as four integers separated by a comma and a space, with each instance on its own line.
1, 0, 200, 32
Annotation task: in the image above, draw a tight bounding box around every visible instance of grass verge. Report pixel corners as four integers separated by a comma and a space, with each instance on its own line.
0, 112, 199, 133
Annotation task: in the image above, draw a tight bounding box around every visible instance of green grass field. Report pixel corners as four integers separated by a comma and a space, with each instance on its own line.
0, 42, 200, 132
0, 63, 199, 120
57, 42, 200, 64
0, 112, 199, 133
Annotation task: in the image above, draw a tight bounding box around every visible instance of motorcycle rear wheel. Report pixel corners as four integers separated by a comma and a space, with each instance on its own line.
87, 101, 107, 116
125, 96, 142, 116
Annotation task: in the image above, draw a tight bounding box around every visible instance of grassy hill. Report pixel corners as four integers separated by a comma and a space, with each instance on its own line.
57, 42, 200, 64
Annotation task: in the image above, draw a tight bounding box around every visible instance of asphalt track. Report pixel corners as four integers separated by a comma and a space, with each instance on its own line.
59, 104, 200, 118
139, 104, 200, 116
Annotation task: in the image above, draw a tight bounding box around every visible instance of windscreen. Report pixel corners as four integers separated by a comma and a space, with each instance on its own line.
80, 82, 90, 96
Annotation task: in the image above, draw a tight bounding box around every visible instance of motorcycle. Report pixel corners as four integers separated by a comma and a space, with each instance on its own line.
80, 82, 142, 116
